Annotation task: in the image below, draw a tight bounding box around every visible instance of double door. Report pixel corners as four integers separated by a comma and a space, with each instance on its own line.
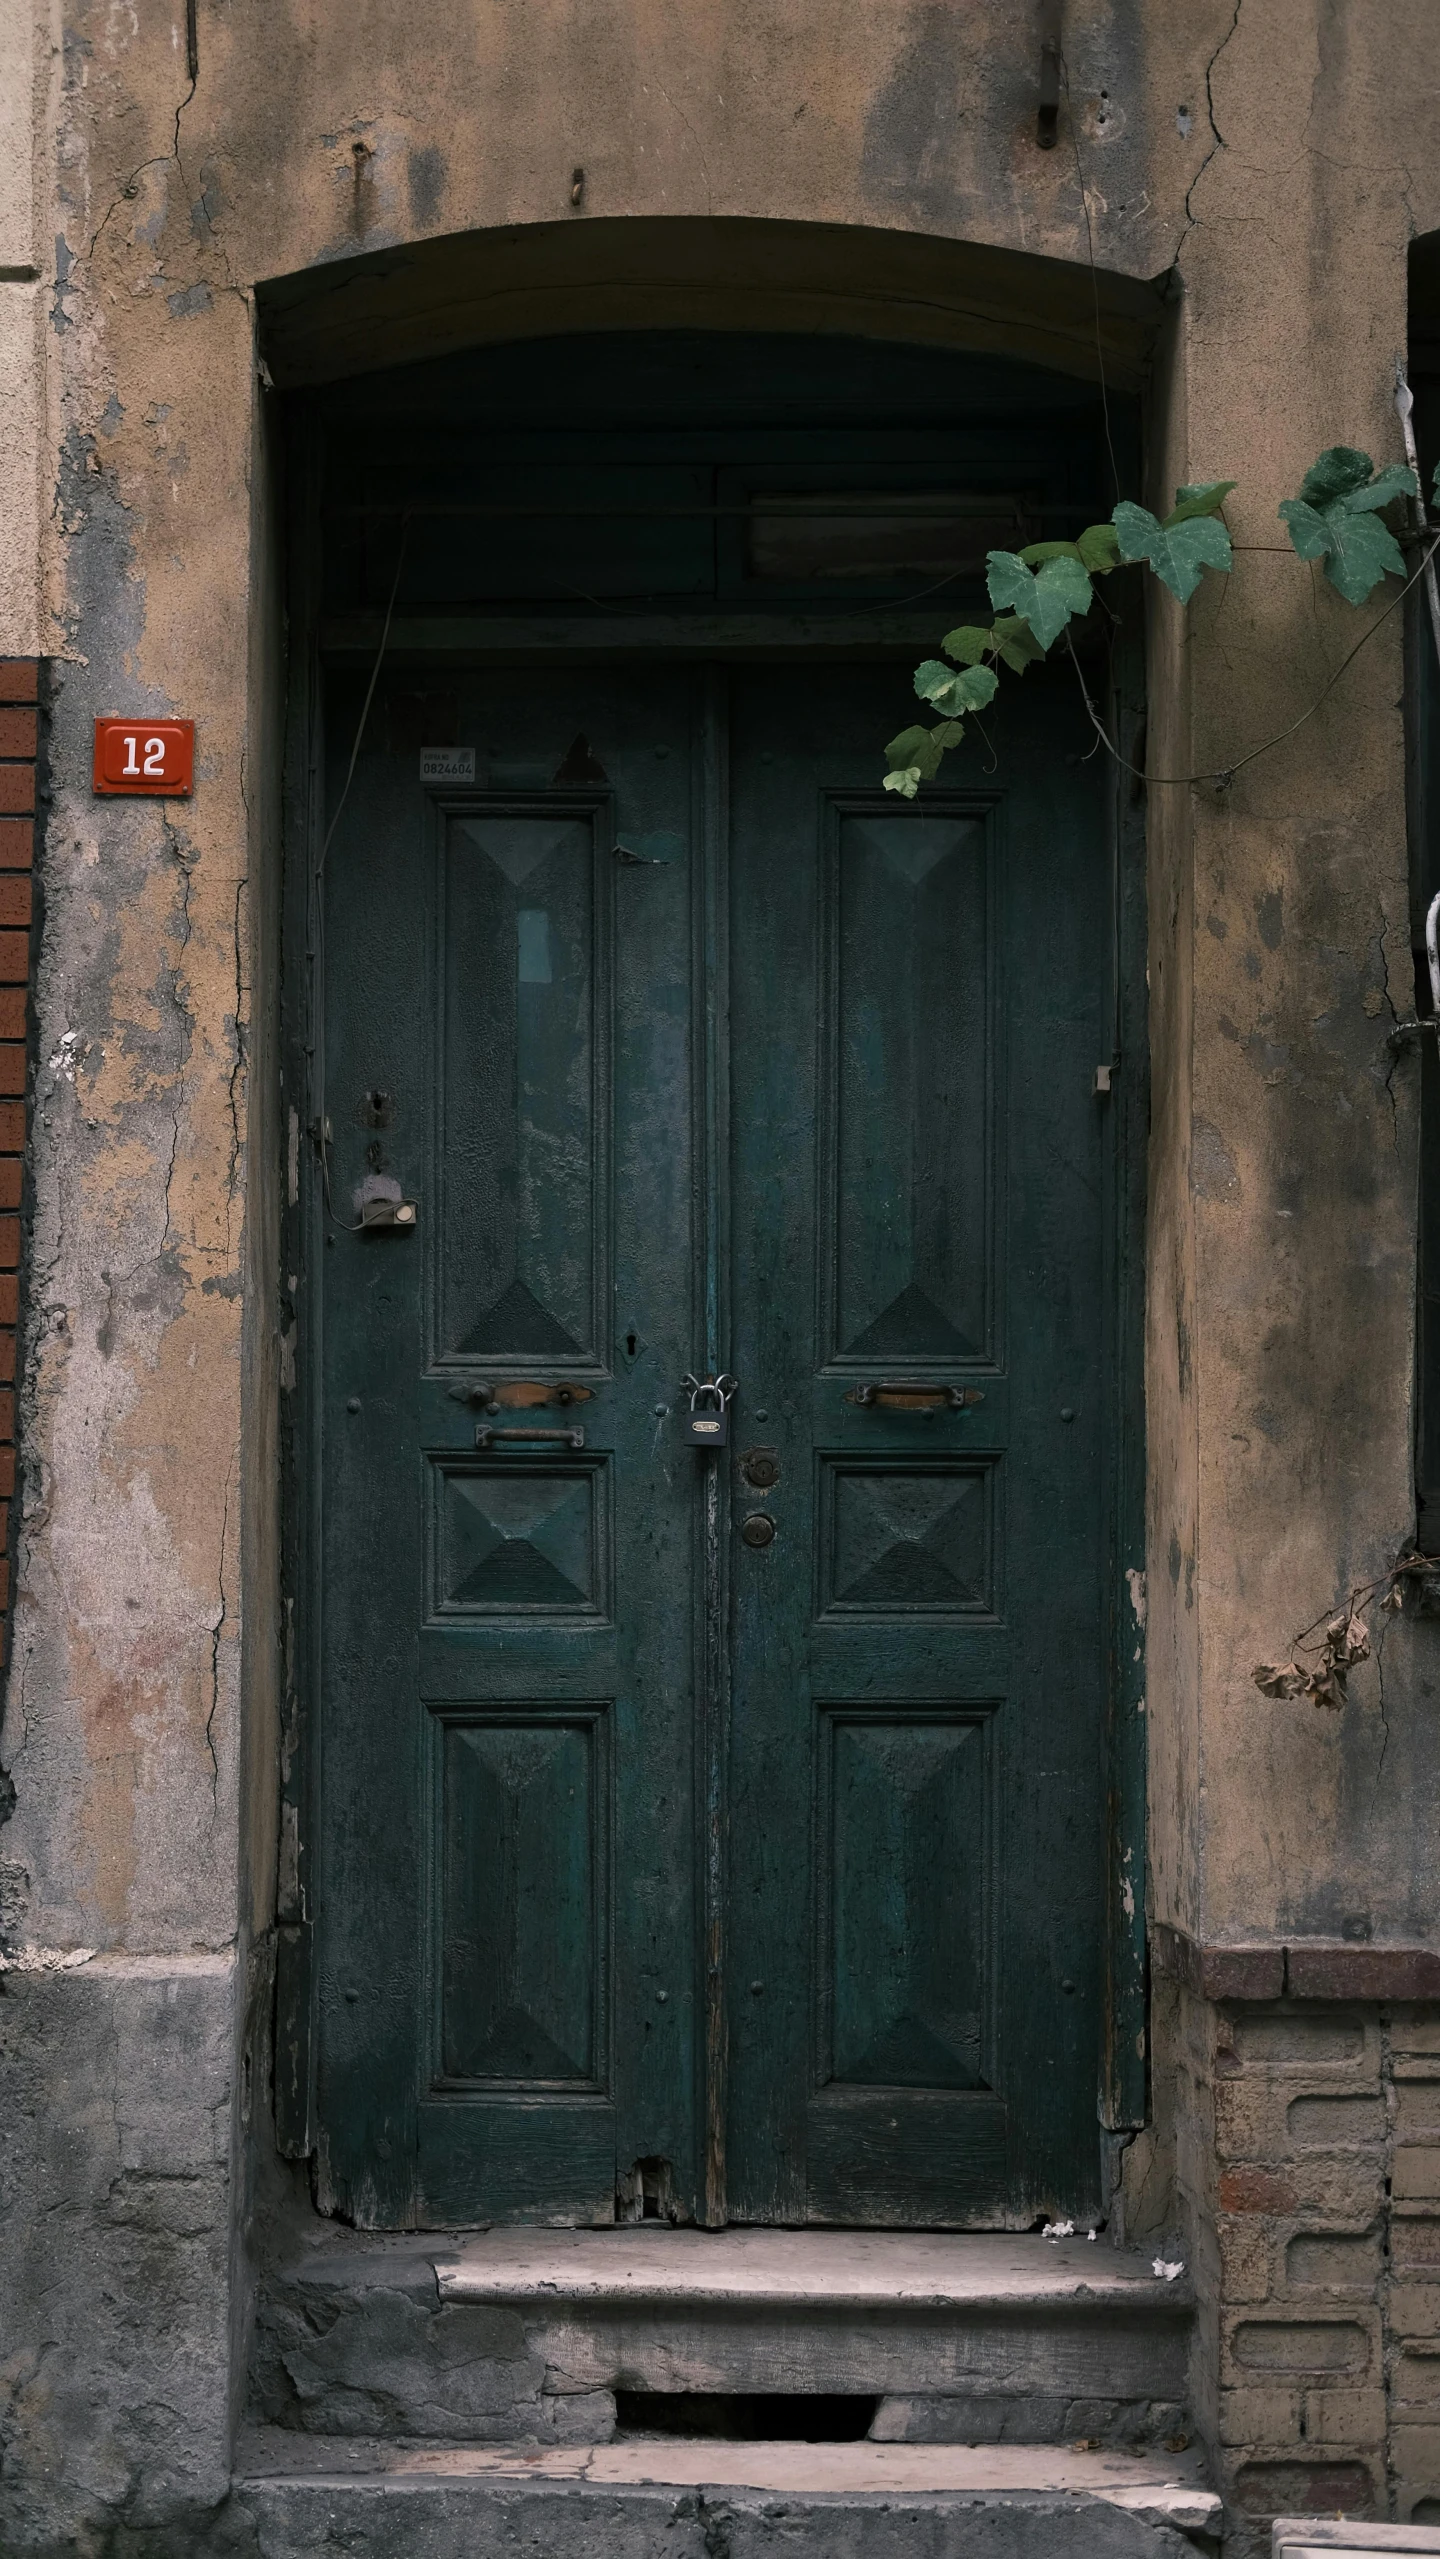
315, 658, 1112, 2227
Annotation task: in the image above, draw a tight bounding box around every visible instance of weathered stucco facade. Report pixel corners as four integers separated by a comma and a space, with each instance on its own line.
5, 0, 1440, 2551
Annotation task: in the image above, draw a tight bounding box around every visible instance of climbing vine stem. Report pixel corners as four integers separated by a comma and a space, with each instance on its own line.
882, 437, 1437, 799
1060, 534, 1440, 794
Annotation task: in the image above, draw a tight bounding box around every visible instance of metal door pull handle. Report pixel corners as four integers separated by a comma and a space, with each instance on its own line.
474, 1423, 586, 1450
849, 1382, 985, 1410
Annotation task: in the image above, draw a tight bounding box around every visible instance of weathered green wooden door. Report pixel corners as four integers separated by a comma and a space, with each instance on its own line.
316, 654, 1109, 2229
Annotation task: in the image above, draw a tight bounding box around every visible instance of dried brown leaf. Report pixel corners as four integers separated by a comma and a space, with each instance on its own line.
1340, 1611, 1370, 1666
1254, 1661, 1307, 1699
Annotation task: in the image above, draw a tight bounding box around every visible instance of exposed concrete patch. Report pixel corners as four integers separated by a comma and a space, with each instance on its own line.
0, 1957, 237, 2557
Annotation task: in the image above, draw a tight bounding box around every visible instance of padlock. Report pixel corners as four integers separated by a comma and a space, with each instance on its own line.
682, 1374, 737, 1448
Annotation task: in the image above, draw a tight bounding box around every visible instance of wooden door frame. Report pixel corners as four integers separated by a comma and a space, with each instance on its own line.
272, 402, 1150, 2203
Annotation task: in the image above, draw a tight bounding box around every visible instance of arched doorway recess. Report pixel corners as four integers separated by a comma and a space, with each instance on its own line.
274, 261, 1150, 2232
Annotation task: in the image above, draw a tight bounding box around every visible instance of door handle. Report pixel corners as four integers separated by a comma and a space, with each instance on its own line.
847, 1381, 985, 1411
473, 1423, 586, 1450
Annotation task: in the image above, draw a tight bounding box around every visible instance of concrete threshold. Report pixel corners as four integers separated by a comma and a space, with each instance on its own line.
433, 2227, 1192, 2310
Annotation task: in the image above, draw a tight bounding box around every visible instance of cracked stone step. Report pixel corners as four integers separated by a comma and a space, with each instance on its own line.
233, 2427, 1223, 2556
250, 2231, 1195, 2448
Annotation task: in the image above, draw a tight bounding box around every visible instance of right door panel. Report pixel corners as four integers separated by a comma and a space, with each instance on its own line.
726, 661, 1111, 2227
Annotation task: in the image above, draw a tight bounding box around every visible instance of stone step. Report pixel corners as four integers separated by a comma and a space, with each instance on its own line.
230, 2429, 1222, 2557
250, 2230, 1194, 2449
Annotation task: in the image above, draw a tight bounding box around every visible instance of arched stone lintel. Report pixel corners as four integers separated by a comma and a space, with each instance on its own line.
257, 213, 1167, 394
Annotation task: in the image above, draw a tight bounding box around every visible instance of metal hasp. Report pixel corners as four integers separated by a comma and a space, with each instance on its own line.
472, 1422, 586, 1450
848, 1381, 986, 1411
1036, 0, 1063, 148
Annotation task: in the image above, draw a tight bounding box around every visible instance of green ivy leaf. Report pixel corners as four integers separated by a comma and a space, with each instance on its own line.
1346, 462, 1416, 514
941, 624, 995, 666
883, 710, 970, 795
986, 549, 1092, 649
1279, 497, 1405, 604
990, 613, 1048, 670
913, 659, 956, 701
914, 660, 998, 718
1297, 447, 1379, 507
1279, 451, 1415, 602
941, 617, 1047, 672
1162, 480, 1237, 528
885, 723, 942, 773
1018, 539, 1086, 567
1076, 522, 1123, 573
955, 665, 998, 710
1112, 499, 1232, 602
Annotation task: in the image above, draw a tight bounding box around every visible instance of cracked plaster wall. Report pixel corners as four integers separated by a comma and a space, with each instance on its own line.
0, 0, 1439, 2545
1151, 0, 1440, 1953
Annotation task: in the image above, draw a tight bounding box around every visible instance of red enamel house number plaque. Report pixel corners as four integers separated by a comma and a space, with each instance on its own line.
93, 717, 195, 797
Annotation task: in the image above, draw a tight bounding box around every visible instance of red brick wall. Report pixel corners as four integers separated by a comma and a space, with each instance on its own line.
0, 662, 37, 1657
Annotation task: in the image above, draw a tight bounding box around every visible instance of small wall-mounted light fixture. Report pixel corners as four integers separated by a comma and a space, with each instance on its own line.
570, 166, 585, 209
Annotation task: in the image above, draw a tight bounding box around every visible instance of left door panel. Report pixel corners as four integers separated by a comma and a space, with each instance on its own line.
316, 668, 701, 2225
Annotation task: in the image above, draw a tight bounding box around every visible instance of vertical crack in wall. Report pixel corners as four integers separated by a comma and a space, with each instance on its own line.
1378, 925, 1406, 1150
206, 1460, 231, 1810
227, 874, 246, 1255
161, 823, 194, 1265
86, 1, 199, 260
1180, 0, 1245, 244
174, 0, 199, 172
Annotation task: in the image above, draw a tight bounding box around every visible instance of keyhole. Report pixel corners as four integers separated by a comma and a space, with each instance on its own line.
625, 1330, 638, 1359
